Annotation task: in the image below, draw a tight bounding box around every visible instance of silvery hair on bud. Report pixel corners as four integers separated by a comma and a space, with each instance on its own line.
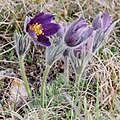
14, 31, 30, 57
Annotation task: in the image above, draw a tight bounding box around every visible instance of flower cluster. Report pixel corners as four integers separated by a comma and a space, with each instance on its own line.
24, 12, 115, 57
63, 12, 112, 51
15, 11, 117, 106
56, 12, 117, 86
29, 11, 116, 86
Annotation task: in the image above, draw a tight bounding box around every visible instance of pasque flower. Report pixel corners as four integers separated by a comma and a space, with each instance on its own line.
91, 12, 118, 52
69, 12, 118, 87
64, 17, 93, 48
14, 32, 30, 57
14, 32, 32, 97
24, 12, 60, 46
92, 12, 110, 31
73, 12, 117, 56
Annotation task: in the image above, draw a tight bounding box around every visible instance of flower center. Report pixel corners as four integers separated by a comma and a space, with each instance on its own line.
29, 23, 43, 36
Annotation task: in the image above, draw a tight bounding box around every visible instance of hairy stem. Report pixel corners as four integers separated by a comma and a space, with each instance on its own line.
41, 65, 50, 107
19, 55, 32, 97
74, 67, 84, 120
75, 70, 83, 88
64, 57, 69, 84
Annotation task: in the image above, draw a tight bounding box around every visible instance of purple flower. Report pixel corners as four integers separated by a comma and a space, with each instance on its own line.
92, 12, 110, 30
70, 13, 110, 58
64, 17, 93, 48
91, 12, 118, 52
24, 12, 60, 46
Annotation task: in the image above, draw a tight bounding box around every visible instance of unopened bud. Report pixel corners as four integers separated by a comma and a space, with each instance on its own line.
14, 32, 30, 58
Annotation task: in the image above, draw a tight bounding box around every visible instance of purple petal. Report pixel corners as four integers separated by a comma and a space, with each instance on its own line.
80, 27, 94, 41
101, 12, 110, 29
33, 12, 45, 20
33, 13, 55, 24
105, 20, 118, 38
92, 14, 101, 30
28, 30, 37, 41
64, 18, 88, 43
65, 27, 87, 47
30, 12, 45, 24
70, 17, 88, 32
37, 35, 51, 46
42, 23, 60, 36
75, 27, 94, 46
74, 19, 88, 31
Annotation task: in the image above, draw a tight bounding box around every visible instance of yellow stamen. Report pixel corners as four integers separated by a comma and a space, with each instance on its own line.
29, 23, 43, 35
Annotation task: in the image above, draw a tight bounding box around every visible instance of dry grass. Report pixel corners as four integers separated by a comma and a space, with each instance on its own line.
0, 0, 120, 119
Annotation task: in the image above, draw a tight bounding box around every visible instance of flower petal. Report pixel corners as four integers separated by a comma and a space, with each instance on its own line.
74, 27, 94, 47
92, 14, 101, 30
67, 18, 88, 34
42, 23, 60, 36
33, 13, 55, 24
30, 12, 45, 24
65, 27, 87, 47
101, 12, 110, 29
28, 30, 37, 41
64, 18, 88, 46
33, 12, 45, 20
74, 19, 88, 31
37, 35, 51, 46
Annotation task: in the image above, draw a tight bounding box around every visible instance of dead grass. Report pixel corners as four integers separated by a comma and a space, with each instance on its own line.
0, 0, 120, 119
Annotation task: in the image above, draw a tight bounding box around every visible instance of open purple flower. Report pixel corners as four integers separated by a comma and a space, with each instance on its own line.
24, 12, 60, 46
64, 17, 93, 48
